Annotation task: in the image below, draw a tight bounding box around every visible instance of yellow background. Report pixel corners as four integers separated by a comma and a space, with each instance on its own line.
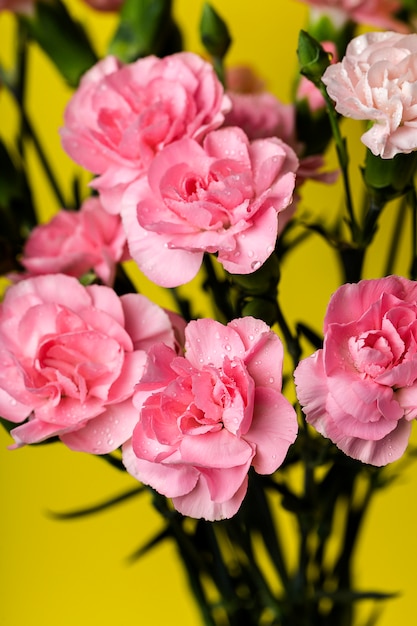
1, 1, 417, 624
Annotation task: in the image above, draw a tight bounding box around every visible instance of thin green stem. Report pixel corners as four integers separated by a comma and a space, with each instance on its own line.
408, 187, 417, 280
319, 84, 360, 244
384, 196, 408, 276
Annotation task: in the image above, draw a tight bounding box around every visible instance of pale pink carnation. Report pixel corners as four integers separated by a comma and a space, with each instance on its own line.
21, 197, 128, 286
298, 0, 406, 31
121, 126, 298, 287
60, 52, 231, 214
123, 316, 298, 521
294, 276, 417, 466
322, 31, 417, 158
0, 274, 180, 453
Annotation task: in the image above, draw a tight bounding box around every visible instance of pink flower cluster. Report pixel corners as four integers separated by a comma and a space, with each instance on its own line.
322, 32, 417, 158
60, 52, 231, 214
123, 316, 298, 520
0, 274, 296, 519
295, 276, 417, 466
60, 52, 301, 285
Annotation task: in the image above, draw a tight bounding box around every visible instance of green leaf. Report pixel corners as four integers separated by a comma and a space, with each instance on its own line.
297, 30, 332, 87
363, 149, 417, 200
126, 526, 171, 563
23, 0, 97, 87
108, 0, 182, 63
199, 3, 231, 60
47, 486, 145, 519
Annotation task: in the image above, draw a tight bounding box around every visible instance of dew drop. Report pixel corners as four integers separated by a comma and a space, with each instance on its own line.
247, 250, 254, 258
251, 260, 261, 271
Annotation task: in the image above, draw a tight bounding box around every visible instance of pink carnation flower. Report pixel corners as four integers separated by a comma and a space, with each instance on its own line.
60, 52, 231, 214
121, 126, 298, 287
298, 0, 405, 31
294, 276, 417, 466
20, 197, 128, 286
224, 92, 296, 144
322, 31, 417, 158
123, 316, 298, 520
0, 274, 180, 453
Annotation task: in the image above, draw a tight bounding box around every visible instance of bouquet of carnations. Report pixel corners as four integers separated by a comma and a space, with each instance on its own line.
2, 0, 417, 624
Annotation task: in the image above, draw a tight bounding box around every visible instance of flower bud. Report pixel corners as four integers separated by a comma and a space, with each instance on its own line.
297, 30, 332, 87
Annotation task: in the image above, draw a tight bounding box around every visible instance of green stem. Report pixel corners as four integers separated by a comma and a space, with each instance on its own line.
408, 187, 417, 280
21, 108, 67, 208
384, 196, 407, 276
319, 84, 360, 244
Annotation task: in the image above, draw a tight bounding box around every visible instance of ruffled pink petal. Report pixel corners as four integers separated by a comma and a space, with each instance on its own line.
61, 398, 139, 453
122, 184, 203, 287
201, 462, 252, 503
122, 440, 199, 497
248, 387, 298, 474
107, 350, 147, 402
172, 473, 248, 521
294, 350, 331, 433
120, 294, 176, 351
331, 418, 412, 467
10, 418, 69, 447
184, 318, 245, 369
0, 387, 32, 423
232, 318, 284, 389
178, 429, 254, 468
219, 206, 278, 274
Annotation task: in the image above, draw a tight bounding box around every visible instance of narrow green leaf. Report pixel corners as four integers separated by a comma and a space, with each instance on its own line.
23, 0, 97, 87
47, 486, 144, 519
108, 0, 182, 63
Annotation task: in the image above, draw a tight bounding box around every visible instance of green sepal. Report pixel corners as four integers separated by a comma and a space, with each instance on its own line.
199, 3, 231, 60
362, 149, 417, 201
297, 30, 332, 87
108, 0, 182, 63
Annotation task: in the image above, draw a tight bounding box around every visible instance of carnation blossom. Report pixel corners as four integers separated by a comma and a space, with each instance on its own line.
60, 52, 231, 214
298, 0, 406, 31
294, 276, 417, 466
322, 31, 417, 158
20, 197, 128, 286
123, 316, 298, 521
0, 274, 180, 453
121, 126, 298, 287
